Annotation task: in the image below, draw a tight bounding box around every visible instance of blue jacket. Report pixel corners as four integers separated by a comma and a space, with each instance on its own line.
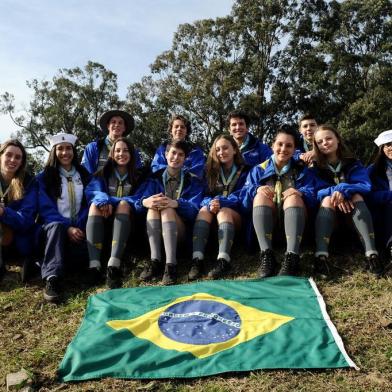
312, 159, 371, 202
81, 138, 143, 174
151, 141, 206, 178
134, 169, 204, 221
36, 170, 90, 230
367, 163, 392, 204
241, 133, 272, 168
241, 157, 317, 211
294, 134, 312, 161
200, 165, 250, 213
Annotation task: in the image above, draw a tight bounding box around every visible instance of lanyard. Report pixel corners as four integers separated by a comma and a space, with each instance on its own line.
327, 161, 342, 184
115, 169, 128, 197
163, 169, 184, 200
219, 164, 238, 197
59, 166, 77, 224
0, 181, 11, 207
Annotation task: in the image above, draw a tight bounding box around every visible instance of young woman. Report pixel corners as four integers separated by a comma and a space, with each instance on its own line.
188, 134, 249, 280
0, 140, 37, 280
85, 137, 146, 289
367, 129, 392, 276
137, 140, 204, 285
312, 124, 382, 276
242, 127, 316, 277
151, 114, 205, 178
37, 133, 90, 302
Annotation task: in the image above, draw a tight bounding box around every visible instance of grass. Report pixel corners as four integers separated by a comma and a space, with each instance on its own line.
0, 246, 391, 392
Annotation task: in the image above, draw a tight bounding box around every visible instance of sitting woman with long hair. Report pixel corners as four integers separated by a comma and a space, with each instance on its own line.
312, 124, 382, 276
86, 137, 146, 289
188, 134, 249, 280
36, 133, 90, 302
0, 139, 37, 280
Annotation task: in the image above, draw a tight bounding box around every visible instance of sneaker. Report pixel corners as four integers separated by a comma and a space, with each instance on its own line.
87, 267, 104, 286
43, 276, 60, 302
278, 252, 300, 276
313, 255, 331, 278
365, 254, 383, 277
106, 266, 123, 289
208, 258, 231, 279
258, 249, 276, 278
188, 258, 204, 280
162, 264, 177, 285
139, 259, 164, 281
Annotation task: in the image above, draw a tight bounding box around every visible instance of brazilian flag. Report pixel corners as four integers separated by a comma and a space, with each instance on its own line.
58, 277, 357, 381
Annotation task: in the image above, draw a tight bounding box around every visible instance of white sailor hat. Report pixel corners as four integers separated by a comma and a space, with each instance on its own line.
50, 133, 78, 149
374, 130, 392, 147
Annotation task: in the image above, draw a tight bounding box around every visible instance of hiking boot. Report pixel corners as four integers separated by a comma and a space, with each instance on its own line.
208, 258, 231, 279
365, 253, 383, 277
313, 255, 331, 278
87, 267, 104, 286
162, 264, 177, 285
278, 252, 300, 276
188, 258, 204, 280
43, 276, 60, 302
139, 259, 164, 281
106, 266, 123, 289
258, 249, 276, 278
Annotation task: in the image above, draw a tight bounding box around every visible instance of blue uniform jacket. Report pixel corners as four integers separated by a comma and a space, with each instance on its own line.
134, 169, 204, 221
81, 138, 143, 174
151, 141, 206, 178
200, 165, 250, 213
313, 159, 371, 202
241, 157, 317, 211
36, 170, 90, 230
367, 164, 392, 204
241, 133, 272, 168
293, 134, 310, 161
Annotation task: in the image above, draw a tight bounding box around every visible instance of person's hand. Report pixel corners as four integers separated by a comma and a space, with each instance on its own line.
299, 151, 315, 165
209, 198, 220, 214
282, 187, 302, 200
336, 199, 355, 214
157, 195, 178, 210
67, 227, 85, 243
142, 193, 169, 210
257, 185, 274, 200
330, 191, 345, 207
99, 204, 113, 218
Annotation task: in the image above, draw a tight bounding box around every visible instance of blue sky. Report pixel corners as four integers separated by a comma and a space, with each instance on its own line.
0, 0, 233, 140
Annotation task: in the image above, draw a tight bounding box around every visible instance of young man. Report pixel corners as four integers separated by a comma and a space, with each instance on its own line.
227, 110, 271, 167
295, 114, 318, 165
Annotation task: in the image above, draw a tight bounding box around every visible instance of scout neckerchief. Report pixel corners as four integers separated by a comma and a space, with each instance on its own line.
327, 161, 342, 184
105, 136, 114, 152
115, 169, 128, 197
239, 134, 250, 152
0, 178, 11, 207
303, 138, 312, 152
219, 164, 238, 197
59, 166, 77, 224
271, 155, 291, 208
163, 168, 184, 200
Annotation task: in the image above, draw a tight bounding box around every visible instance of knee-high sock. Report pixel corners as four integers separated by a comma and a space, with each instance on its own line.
147, 219, 162, 261
108, 213, 131, 268
253, 205, 273, 251
352, 201, 377, 256
217, 222, 235, 262
315, 207, 335, 257
192, 219, 210, 260
284, 207, 305, 255
162, 221, 177, 265
86, 215, 104, 269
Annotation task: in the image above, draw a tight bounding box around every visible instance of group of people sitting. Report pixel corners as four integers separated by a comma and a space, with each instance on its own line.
0, 109, 391, 303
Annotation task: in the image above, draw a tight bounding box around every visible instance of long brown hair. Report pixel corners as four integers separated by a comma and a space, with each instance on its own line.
0, 139, 27, 202
206, 134, 244, 192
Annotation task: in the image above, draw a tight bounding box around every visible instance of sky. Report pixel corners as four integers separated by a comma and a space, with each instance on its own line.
0, 0, 234, 140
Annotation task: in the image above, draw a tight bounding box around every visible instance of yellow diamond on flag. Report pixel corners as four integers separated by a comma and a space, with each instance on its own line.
107, 292, 294, 358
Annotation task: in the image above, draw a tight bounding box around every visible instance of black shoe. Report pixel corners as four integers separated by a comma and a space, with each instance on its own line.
366, 254, 383, 277
106, 266, 123, 289
208, 258, 231, 279
87, 267, 104, 286
162, 264, 177, 285
43, 277, 60, 302
258, 249, 276, 278
139, 259, 164, 281
278, 252, 300, 276
188, 258, 204, 280
313, 255, 331, 278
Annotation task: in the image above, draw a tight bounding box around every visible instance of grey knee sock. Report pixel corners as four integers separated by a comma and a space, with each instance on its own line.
218, 222, 234, 262
315, 207, 335, 257
108, 213, 131, 267
352, 201, 377, 256
253, 206, 273, 251
86, 215, 104, 269
284, 207, 305, 255
162, 221, 177, 265
147, 219, 162, 261
192, 219, 210, 260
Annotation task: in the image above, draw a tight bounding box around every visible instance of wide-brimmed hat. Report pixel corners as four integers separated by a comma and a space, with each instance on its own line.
99, 110, 135, 136
50, 133, 78, 149
374, 130, 392, 147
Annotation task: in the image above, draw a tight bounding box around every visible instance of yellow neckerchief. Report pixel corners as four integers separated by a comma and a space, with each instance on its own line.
59, 166, 77, 224
115, 169, 128, 197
